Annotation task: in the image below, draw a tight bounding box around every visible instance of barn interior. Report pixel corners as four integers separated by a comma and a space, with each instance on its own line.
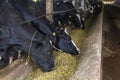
0, 0, 120, 80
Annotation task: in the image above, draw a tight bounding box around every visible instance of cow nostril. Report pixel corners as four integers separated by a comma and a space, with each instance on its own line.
72, 49, 80, 55
42, 67, 53, 72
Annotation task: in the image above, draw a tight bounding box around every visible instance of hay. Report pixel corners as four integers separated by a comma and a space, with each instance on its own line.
70, 29, 87, 49
26, 29, 86, 80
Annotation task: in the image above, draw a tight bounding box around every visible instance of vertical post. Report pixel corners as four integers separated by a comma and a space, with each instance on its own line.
84, 0, 86, 17
46, 0, 53, 22
74, 0, 79, 9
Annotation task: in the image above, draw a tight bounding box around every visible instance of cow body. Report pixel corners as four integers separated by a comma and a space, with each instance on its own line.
10, 0, 80, 55
0, 2, 54, 72
53, 1, 84, 29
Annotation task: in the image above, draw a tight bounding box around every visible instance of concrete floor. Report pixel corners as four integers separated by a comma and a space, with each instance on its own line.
103, 4, 120, 80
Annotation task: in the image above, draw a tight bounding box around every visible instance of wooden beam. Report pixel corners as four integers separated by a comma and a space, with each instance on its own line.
46, 0, 53, 22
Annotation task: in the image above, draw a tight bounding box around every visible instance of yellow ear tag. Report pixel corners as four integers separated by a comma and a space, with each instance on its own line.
52, 32, 56, 36
32, 0, 38, 3
69, 16, 72, 18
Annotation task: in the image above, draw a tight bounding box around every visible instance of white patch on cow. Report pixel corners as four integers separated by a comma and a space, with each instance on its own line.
93, 5, 96, 8
71, 40, 80, 54
80, 0, 85, 11
50, 40, 63, 52
76, 14, 81, 22
64, 29, 80, 54
97, 3, 101, 8
9, 56, 13, 64
56, 48, 62, 52
72, 0, 75, 6
0, 56, 2, 60
82, 17, 85, 22
49, 40, 53, 46
56, 2, 60, 5
58, 21, 61, 25
52, 45, 63, 52
64, 28, 69, 35
89, 6, 94, 13
18, 50, 22, 59
63, 0, 68, 3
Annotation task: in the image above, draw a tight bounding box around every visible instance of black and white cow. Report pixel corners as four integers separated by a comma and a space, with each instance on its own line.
0, 2, 54, 72
85, 0, 102, 15
10, 0, 80, 55
53, 1, 84, 29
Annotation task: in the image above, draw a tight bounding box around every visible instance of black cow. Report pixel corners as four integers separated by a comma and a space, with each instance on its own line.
0, 28, 21, 67
53, 1, 84, 29
0, 2, 54, 72
10, 0, 80, 55
54, 0, 102, 27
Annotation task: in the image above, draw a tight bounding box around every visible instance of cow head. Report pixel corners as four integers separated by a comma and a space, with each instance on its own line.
53, 27, 80, 55
53, 1, 84, 28
30, 34, 54, 72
